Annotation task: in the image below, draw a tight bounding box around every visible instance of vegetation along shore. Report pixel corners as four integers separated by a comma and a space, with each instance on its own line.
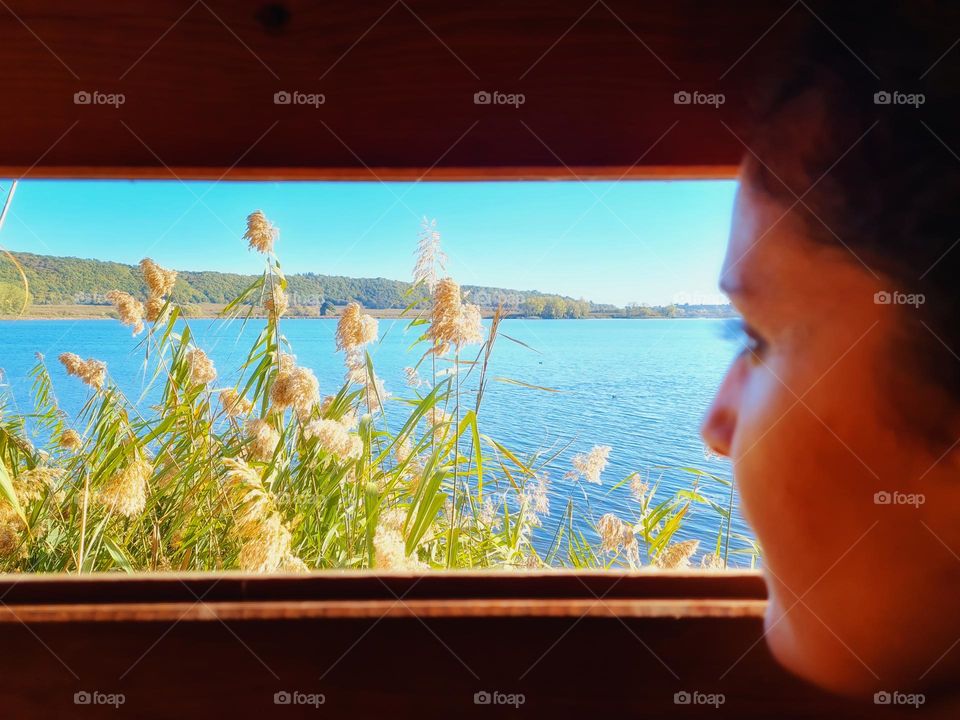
0, 251, 734, 320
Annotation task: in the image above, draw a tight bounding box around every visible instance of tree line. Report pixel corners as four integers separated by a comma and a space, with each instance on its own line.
0, 253, 735, 319
0, 252, 592, 313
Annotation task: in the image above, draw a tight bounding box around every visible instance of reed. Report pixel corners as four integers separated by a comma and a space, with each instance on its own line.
0, 211, 753, 573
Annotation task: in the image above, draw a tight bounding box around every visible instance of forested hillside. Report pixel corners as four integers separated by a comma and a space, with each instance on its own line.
0, 253, 735, 319
0, 252, 589, 313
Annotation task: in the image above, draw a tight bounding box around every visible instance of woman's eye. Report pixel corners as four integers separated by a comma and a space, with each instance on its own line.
740, 324, 767, 360
744, 329, 766, 355
724, 319, 767, 360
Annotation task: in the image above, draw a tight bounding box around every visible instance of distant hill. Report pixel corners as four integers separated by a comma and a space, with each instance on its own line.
0, 252, 589, 312
0, 252, 735, 320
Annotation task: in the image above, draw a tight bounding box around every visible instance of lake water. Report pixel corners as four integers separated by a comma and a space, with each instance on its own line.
0, 317, 755, 565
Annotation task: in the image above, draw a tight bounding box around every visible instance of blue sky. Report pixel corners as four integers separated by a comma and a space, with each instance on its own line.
0, 179, 737, 307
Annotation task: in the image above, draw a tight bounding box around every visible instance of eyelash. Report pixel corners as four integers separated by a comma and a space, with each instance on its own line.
729, 319, 767, 360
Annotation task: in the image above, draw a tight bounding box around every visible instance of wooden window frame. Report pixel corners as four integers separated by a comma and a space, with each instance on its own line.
0, 3, 876, 715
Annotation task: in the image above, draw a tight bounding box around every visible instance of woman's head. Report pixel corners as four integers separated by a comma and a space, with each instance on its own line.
701, 4, 960, 697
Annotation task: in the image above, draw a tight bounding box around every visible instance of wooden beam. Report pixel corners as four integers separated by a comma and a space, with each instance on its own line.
0, 572, 869, 719
0, 0, 789, 178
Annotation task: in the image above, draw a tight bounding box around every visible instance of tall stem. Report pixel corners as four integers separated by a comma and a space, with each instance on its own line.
722, 479, 736, 568
447, 349, 461, 567
77, 471, 90, 573
0, 180, 29, 316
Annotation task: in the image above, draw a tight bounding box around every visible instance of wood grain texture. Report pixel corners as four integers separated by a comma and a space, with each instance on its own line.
0, 3, 909, 715
0, 572, 881, 718
0, 0, 799, 179
0, 598, 769, 622
0, 569, 769, 603
0, 571, 769, 622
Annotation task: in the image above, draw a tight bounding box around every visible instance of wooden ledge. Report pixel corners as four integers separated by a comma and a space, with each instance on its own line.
0, 165, 741, 181
0, 597, 768, 623
0, 571, 768, 622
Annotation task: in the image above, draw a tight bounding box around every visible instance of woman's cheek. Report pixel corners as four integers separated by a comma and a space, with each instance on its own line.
727, 352, 846, 583
728, 357, 798, 532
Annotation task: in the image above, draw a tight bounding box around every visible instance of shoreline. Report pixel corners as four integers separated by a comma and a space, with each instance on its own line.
0, 304, 735, 322
1, 315, 734, 322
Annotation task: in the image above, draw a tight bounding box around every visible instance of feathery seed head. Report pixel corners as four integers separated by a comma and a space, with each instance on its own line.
220, 388, 253, 418
264, 284, 288, 318
655, 539, 700, 570
106, 290, 145, 335
597, 513, 636, 554
525, 474, 551, 517
270, 364, 319, 418
139, 258, 178, 298
0, 500, 25, 557
238, 512, 292, 573
16, 467, 64, 504
144, 293, 168, 323
99, 457, 152, 518
700, 553, 725, 570
277, 352, 297, 373
186, 347, 217, 386
280, 554, 309, 573
343, 348, 367, 384
244, 210, 278, 254
569, 445, 612, 484
394, 435, 413, 465
412, 217, 446, 292
59, 352, 107, 390
630, 474, 650, 506
304, 418, 363, 461
335, 302, 378, 350
223, 457, 263, 490
246, 418, 280, 462
427, 278, 484, 354
373, 508, 423, 570
403, 366, 425, 389
59, 429, 83, 452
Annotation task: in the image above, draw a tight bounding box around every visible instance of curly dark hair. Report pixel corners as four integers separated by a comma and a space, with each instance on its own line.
742, 1, 960, 411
